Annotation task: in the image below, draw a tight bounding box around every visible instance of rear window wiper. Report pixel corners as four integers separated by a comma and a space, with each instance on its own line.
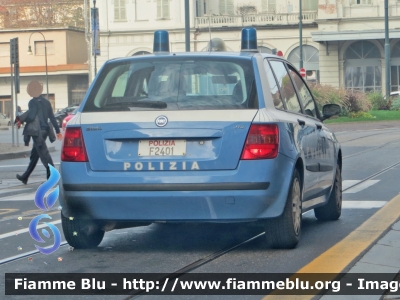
104, 100, 167, 109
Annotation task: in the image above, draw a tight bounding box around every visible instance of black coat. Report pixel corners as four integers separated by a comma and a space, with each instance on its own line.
19, 110, 40, 137
22, 96, 61, 136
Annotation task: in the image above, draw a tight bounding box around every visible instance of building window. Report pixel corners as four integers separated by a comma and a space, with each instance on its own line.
390, 41, 400, 91
43, 94, 56, 112
0, 97, 12, 117
262, 0, 276, 13
68, 75, 88, 106
302, 0, 318, 11
34, 41, 55, 55
114, 0, 127, 21
195, 0, 207, 17
219, 0, 234, 15
390, 66, 400, 92
0, 43, 10, 57
157, 0, 170, 19
344, 41, 381, 92
352, 0, 372, 4
288, 45, 319, 82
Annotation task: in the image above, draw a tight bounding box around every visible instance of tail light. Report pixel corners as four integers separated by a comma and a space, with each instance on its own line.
61, 127, 88, 162
241, 124, 279, 160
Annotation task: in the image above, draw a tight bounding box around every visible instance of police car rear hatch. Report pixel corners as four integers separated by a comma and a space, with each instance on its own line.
80, 110, 257, 171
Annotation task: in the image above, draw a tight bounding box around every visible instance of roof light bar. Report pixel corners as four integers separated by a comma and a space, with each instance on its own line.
241, 27, 258, 52
153, 30, 170, 53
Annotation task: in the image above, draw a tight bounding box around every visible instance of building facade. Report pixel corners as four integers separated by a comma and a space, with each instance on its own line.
0, 0, 88, 116
0, 28, 88, 115
89, 0, 400, 95
313, 0, 400, 93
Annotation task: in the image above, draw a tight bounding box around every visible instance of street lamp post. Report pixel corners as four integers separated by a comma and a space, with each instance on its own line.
384, 0, 390, 99
185, 0, 190, 52
27, 32, 49, 100
93, 0, 97, 76
299, 0, 303, 69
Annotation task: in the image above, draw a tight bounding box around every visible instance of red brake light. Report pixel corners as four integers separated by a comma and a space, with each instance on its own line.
241, 124, 279, 160
61, 128, 88, 162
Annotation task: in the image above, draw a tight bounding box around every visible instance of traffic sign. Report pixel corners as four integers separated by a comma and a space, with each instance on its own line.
300, 68, 306, 77
10, 38, 19, 64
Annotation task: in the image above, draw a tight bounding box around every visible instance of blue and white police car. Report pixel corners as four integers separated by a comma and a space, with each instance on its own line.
60, 28, 342, 249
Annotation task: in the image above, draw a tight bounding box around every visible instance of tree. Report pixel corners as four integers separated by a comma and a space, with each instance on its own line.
0, 0, 84, 29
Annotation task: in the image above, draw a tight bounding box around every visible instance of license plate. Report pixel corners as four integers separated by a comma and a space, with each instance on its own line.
138, 140, 186, 156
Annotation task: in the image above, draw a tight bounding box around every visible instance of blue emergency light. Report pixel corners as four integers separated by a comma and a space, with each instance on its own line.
241, 27, 258, 52
153, 30, 170, 53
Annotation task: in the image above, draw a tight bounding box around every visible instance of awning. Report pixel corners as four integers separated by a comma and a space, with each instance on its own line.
311, 29, 400, 42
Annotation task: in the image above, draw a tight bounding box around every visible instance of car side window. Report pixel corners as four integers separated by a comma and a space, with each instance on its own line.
112, 71, 129, 97
269, 60, 302, 114
287, 65, 317, 118
263, 59, 284, 110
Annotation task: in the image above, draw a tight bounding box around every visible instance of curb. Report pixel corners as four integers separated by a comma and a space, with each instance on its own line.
0, 146, 55, 161
0, 127, 10, 131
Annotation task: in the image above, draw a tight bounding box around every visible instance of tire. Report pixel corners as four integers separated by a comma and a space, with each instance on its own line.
61, 213, 104, 249
8, 121, 11, 126
265, 169, 302, 249
314, 164, 342, 221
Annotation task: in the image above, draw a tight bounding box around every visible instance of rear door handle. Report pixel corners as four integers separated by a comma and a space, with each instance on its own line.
297, 119, 305, 126
316, 124, 322, 130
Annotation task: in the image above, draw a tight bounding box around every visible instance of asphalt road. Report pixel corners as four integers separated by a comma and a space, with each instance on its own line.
0, 125, 400, 300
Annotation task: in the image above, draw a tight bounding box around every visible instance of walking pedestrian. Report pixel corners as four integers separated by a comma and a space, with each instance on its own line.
16, 80, 62, 184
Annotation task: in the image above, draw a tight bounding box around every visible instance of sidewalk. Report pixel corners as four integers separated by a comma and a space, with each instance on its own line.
0, 143, 55, 160
320, 219, 400, 300
325, 120, 400, 133
323, 121, 400, 299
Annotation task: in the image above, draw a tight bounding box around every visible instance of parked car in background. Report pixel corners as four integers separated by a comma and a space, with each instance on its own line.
0, 113, 11, 126
62, 106, 79, 131
384, 91, 400, 100
54, 105, 79, 127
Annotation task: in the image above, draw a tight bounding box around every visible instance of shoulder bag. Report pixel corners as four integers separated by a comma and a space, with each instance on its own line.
48, 121, 56, 143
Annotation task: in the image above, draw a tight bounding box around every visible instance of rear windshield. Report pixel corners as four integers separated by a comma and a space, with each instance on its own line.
83, 57, 258, 112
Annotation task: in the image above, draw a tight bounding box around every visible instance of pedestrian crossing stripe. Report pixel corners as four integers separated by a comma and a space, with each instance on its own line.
343, 180, 380, 194
0, 220, 61, 240
0, 193, 37, 201
342, 201, 386, 209
0, 188, 57, 201
0, 188, 30, 196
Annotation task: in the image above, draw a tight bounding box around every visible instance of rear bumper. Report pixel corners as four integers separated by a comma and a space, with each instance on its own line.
59, 154, 295, 222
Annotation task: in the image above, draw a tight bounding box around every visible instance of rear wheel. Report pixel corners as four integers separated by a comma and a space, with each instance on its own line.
61, 213, 104, 249
265, 169, 302, 249
8, 121, 11, 126
314, 164, 342, 221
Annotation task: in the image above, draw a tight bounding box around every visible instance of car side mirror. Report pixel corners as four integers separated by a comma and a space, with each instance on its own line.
321, 104, 341, 121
